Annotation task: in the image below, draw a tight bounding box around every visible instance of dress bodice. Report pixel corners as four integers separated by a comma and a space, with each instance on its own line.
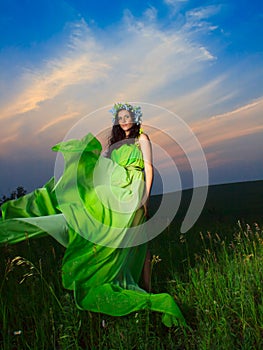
110, 142, 144, 170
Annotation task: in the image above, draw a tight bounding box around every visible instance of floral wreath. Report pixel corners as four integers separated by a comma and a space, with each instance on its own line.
109, 102, 143, 125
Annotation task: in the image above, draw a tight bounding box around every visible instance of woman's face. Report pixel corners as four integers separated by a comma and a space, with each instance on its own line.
117, 109, 134, 134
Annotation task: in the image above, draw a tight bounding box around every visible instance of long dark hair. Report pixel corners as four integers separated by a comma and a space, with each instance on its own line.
108, 109, 141, 154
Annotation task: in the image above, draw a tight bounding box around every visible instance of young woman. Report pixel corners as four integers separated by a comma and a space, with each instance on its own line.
108, 103, 153, 291
0, 103, 185, 327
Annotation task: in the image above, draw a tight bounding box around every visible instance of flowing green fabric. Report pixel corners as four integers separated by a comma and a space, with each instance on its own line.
0, 133, 185, 327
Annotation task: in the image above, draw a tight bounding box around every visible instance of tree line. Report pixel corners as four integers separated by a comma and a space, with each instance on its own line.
0, 186, 27, 206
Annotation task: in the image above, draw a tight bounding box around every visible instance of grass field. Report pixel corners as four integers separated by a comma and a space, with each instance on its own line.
0, 180, 262, 349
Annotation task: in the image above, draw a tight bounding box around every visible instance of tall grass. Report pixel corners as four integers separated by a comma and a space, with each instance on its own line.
166, 221, 263, 349
1, 221, 263, 349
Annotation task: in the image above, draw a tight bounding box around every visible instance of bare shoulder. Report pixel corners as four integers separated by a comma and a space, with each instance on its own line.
138, 132, 150, 142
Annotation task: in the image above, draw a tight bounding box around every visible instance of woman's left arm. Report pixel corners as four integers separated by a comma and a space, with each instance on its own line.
139, 133, 153, 216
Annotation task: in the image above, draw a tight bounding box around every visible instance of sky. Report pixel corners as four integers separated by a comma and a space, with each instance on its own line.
0, 0, 262, 196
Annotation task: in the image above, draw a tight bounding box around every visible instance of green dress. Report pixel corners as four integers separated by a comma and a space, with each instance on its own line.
0, 133, 185, 327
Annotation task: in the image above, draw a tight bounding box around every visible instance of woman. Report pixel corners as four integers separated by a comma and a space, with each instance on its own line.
108, 103, 153, 291
0, 103, 185, 327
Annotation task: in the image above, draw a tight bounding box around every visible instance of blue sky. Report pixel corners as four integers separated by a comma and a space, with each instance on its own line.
0, 0, 263, 195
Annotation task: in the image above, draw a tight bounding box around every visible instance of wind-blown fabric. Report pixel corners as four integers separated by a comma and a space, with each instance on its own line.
0, 133, 185, 327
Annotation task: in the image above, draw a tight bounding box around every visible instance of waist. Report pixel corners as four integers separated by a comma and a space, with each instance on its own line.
125, 165, 144, 172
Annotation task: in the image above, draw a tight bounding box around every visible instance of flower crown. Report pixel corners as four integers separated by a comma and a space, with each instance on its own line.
109, 102, 143, 125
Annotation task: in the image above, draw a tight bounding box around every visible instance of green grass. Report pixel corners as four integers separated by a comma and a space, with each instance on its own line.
1, 180, 263, 349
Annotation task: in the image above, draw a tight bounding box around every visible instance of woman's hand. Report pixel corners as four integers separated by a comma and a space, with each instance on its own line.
143, 203, 149, 219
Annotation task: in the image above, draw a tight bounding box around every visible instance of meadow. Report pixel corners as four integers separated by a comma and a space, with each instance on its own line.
0, 180, 263, 349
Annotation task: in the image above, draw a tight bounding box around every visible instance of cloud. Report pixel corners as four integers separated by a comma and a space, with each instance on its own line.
0, 21, 110, 120
163, 0, 189, 16
140, 97, 263, 183
186, 5, 221, 20
164, 2, 221, 33
0, 11, 217, 150
143, 6, 158, 21
0, 5, 262, 192
36, 111, 80, 134
192, 98, 263, 148
95, 10, 216, 105
164, 0, 188, 4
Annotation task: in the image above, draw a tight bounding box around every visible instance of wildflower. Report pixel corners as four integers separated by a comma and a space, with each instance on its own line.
151, 255, 162, 265
246, 224, 252, 234
179, 234, 186, 243
243, 253, 254, 262
19, 272, 34, 284
215, 233, 221, 242
13, 330, 22, 336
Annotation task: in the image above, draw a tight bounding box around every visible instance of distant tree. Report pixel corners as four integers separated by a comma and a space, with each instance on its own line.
0, 186, 27, 206
0, 195, 8, 206
14, 186, 27, 199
